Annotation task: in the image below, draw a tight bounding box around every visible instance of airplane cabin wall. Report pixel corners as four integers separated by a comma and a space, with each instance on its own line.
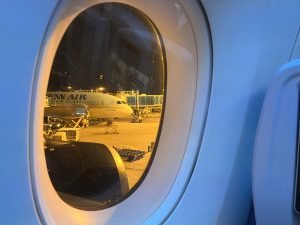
0, 1, 58, 224
1, 0, 300, 224
166, 0, 300, 224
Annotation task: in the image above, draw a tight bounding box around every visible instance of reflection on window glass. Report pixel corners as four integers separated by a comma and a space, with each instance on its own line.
43, 3, 165, 210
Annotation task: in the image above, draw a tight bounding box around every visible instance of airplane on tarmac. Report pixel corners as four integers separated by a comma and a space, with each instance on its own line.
1, 0, 300, 225
46, 91, 133, 120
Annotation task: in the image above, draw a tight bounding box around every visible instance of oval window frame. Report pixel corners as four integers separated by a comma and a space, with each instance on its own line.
44, 2, 168, 211
29, 0, 212, 224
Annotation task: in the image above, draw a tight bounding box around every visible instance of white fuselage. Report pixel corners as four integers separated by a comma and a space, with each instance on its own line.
47, 91, 133, 119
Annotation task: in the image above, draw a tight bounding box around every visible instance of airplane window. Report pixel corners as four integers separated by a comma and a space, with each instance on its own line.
44, 3, 165, 210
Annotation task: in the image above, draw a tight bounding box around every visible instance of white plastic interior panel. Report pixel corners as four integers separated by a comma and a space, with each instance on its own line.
291, 27, 300, 61
253, 60, 300, 225
165, 1, 300, 225
0, 1, 57, 224
2, 0, 298, 224
30, 0, 211, 224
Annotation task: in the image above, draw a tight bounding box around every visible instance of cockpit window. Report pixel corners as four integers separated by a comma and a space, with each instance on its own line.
43, 3, 166, 210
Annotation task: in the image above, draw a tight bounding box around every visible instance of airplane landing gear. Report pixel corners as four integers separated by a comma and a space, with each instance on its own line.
132, 109, 143, 123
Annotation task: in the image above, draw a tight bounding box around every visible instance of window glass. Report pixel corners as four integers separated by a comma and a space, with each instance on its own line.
44, 3, 165, 210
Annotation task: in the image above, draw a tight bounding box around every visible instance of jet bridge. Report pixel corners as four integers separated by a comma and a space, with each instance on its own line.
116, 91, 163, 112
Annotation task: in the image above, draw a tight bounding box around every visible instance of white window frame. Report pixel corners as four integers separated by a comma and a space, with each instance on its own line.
29, 0, 212, 224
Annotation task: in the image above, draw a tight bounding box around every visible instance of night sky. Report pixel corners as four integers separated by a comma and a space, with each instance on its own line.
47, 3, 166, 95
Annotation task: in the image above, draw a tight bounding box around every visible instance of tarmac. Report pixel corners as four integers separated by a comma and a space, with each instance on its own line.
79, 114, 161, 188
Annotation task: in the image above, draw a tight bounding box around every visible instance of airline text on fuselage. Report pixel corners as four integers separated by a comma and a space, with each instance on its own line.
47, 94, 87, 104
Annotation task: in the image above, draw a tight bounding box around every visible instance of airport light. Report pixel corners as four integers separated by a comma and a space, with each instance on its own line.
98, 87, 105, 92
